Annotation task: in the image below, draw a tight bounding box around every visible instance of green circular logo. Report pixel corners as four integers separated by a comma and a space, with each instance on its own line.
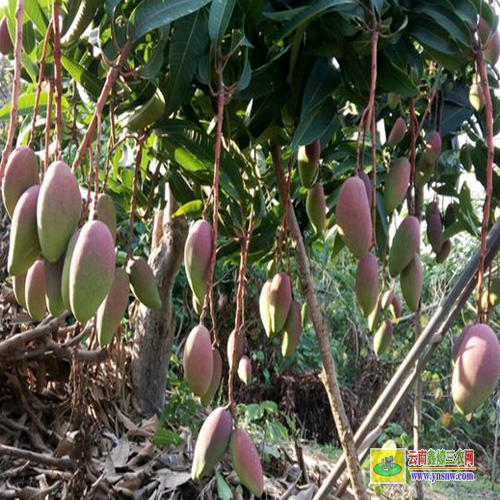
373, 462, 403, 477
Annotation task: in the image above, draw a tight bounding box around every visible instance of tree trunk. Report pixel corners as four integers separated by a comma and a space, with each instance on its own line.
131, 187, 187, 416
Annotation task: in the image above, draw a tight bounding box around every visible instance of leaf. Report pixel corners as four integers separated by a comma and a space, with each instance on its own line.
215, 471, 233, 500
0, 91, 68, 121
172, 199, 203, 218
25, 0, 48, 34
208, 0, 236, 44
128, 0, 212, 43
153, 428, 183, 448
301, 58, 338, 119
61, 54, 103, 99
105, 0, 124, 16
165, 10, 209, 114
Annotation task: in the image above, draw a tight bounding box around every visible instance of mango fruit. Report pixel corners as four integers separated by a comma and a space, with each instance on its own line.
383, 157, 411, 214
2, 146, 38, 218
227, 330, 245, 369
269, 272, 292, 335
436, 239, 452, 263
183, 324, 213, 397
479, 17, 500, 65
484, 276, 500, 309
355, 252, 379, 317
69, 221, 116, 323
301, 302, 310, 329
184, 219, 213, 306
61, 230, 80, 311
388, 216, 420, 277
200, 348, 222, 407
390, 294, 402, 320
336, 176, 372, 259
401, 254, 423, 312
0, 17, 13, 55
37, 161, 82, 263
452, 324, 500, 415
25, 260, 46, 321
306, 182, 327, 233
460, 145, 473, 172
238, 355, 252, 385
426, 212, 443, 253
281, 300, 302, 357
191, 407, 232, 480
386, 117, 407, 148
13, 273, 27, 308
422, 132, 442, 166
91, 193, 117, 244
298, 140, 320, 188
368, 294, 382, 332
8, 185, 41, 276
44, 257, 65, 317
259, 280, 273, 337
374, 319, 393, 356
229, 428, 264, 498
381, 290, 395, 310
414, 156, 434, 190
469, 83, 484, 112
358, 171, 372, 203
96, 269, 130, 346
127, 257, 162, 310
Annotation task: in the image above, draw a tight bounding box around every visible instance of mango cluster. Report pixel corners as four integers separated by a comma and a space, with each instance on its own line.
4, 147, 161, 345
191, 408, 264, 497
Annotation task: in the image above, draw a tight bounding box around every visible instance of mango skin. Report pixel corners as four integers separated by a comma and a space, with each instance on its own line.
483, 276, 500, 309
479, 17, 500, 65
401, 254, 423, 312
469, 83, 484, 112
388, 216, 420, 277
0, 17, 13, 55
383, 157, 411, 214
298, 140, 320, 188
8, 185, 41, 276
61, 230, 80, 311
269, 273, 292, 335
281, 300, 302, 358
301, 302, 310, 329
96, 269, 130, 346
358, 171, 372, 203
336, 177, 372, 259
259, 280, 273, 337
422, 132, 442, 165
127, 257, 162, 310
374, 319, 393, 356
390, 294, 402, 320
184, 219, 213, 306
229, 428, 264, 498
436, 239, 452, 263
427, 212, 443, 253
452, 324, 500, 415
200, 348, 222, 407
386, 117, 407, 148
355, 252, 379, 317
2, 146, 39, 218
44, 257, 65, 317
306, 182, 327, 233
227, 330, 245, 369
238, 355, 252, 385
13, 273, 27, 308
183, 324, 213, 397
69, 221, 116, 323
414, 156, 434, 190
25, 260, 46, 321
368, 294, 382, 332
191, 408, 232, 480
91, 193, 117, 244
37, 161, 82, 263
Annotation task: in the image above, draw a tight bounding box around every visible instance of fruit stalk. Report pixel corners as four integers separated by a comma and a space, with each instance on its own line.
94, 114, 102, 207
0, 0, 25, 188
53, 1, 62, 160
44, 80, 54, 173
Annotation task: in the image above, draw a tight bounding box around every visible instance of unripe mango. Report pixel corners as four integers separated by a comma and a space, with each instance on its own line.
238, 355, 252, 385
0, 17, 13, 55
469, 83, 484, 111
381, 290, 395, 310
374, 319, 393, 356
301, 302, 310, 329
91, 193, 117, 244
479, 17, 500, 65
298, 140, 320, 188
193, 294, 203, 315
444, 203, 457, 228
44, 257, 65, 317
422, 132, 442, 166
8, 185, 41, 276
383, 157, 411, 214
269, 272, 292, 335
183, 324, 213, 397
37, 161, 82, 263
358, 171, 372, 203
414, 156, 434, 190
386, 117, 407, 148
61, 230, 80, 311
96, 269, 130, 346
306, 182, 327, 233
2, 146, 38, 218
227, 330, 245, 369
368, 294, 382, 332
387, 92, 400, 110
25, 260, 46, 321
336, 177, 372, 259
355, 252, 379, 317
388, 216, 420, 277
427, 212, 443, 253
127, 257, 162, 310
436, 239, 452, 263
69, 221, 116, 323
192, 407, 232, 480
200, 348, 222, 407
184, 219, 213, 305
401, 254, 423, 312
452, 324, 500, 415
13, 273, 27, 308
281, 300, 302, 357
460, 145, 473, 172
390, 294, 402, 320
229, 428, 264, 498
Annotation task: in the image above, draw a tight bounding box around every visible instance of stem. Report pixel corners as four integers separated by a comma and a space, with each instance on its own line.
0, 0, 25, 188
126, 139, 144, 261
44, 79, 54, 173
408, 100, 417, 215
94, 113, 102, 204
370, 112, 377, 247
53, 1, 62, 160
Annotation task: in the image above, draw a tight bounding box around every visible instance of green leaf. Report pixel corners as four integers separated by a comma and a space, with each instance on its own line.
153, 428, 183, 448
208, 0, 236, 44
128, 0, 212, 43
0, 91, 68, 121
61, 54, 103, 99
165, 10, 209, 114
25, 0, 48, 34
215, 471, 233, 500
301, 58, 338, 119
172, 199, 203, 218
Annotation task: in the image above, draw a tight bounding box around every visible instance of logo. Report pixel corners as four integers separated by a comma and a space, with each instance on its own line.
370, 448, 406, 484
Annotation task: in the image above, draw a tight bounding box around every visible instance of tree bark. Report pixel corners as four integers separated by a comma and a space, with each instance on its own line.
271, 144, 368, 500
131, 186, 187, 416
